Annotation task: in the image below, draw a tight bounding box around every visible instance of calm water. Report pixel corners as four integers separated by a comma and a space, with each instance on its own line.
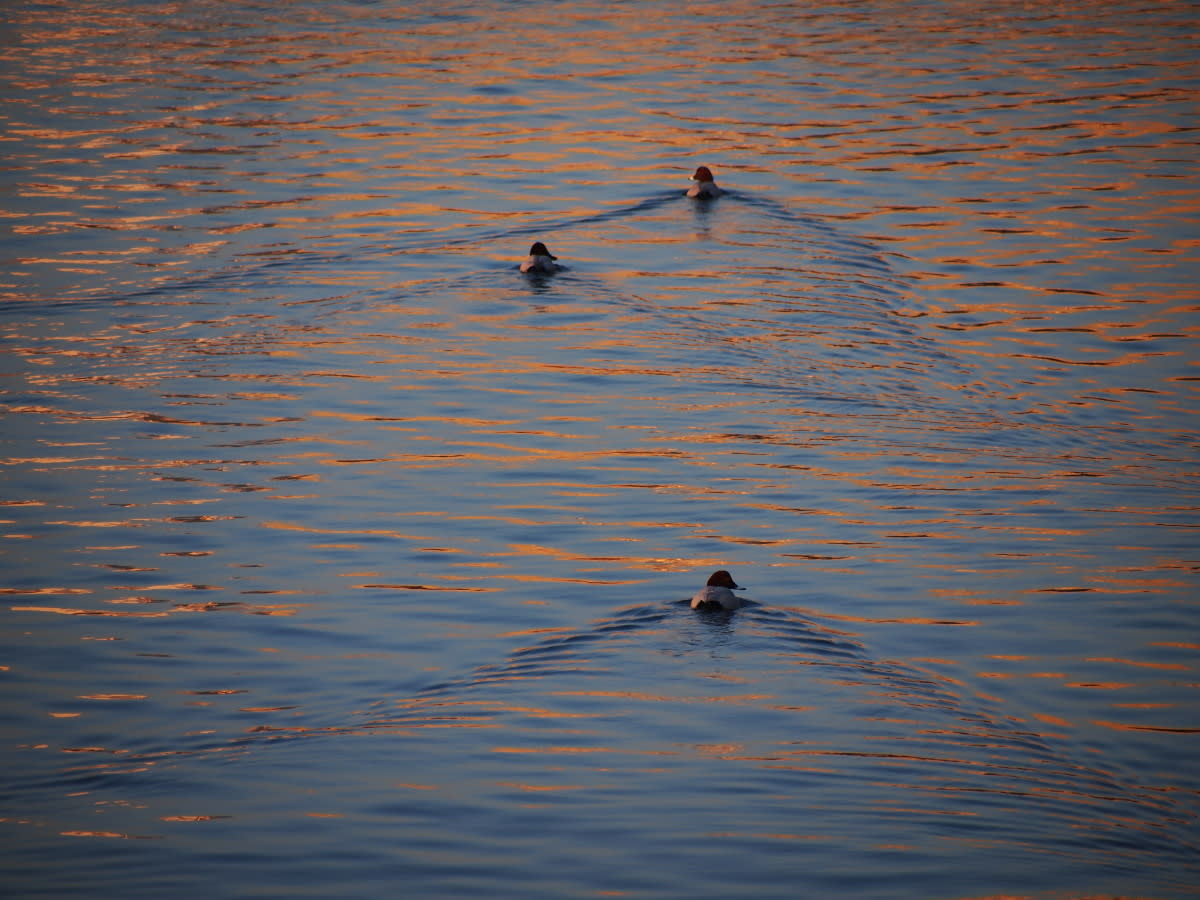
2, 1, 1198, 897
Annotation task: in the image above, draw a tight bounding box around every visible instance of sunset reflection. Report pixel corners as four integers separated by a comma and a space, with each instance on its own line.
1, 0, 1197, 898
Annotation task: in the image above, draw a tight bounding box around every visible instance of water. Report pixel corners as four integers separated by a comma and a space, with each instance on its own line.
2, 1, 1197, 897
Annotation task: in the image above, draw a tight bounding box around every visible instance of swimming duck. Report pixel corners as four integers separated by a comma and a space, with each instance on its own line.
686, 165, 721, 199
690, 570, 744, 610
520, 241, 559, 274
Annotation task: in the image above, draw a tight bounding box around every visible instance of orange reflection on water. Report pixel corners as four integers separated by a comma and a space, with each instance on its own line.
161, 815, 231, 823
1032, 713, 1073, 729
1084, 657, 1190, 671
497, 781, 586, 793
12, 605, 168, 618
1065, 682, 1133, 691
60, 830, 159, 840
11, 599, 298, 618
491, 746, 614, 756
978, 671, 1066, 681
550, 688, 773, 706
1093, 722, 1200, 735
0, 587, 89, 596
789, 608, 978, 628
78, 694, 146, 701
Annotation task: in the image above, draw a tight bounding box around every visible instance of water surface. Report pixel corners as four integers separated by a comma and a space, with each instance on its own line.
2, 1, 1198, 898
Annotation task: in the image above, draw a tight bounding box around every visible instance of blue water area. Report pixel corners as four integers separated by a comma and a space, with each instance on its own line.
1, 1, 1197, 898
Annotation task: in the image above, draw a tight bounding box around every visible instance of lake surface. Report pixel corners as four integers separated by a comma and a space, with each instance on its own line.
1, 1, 1198, 897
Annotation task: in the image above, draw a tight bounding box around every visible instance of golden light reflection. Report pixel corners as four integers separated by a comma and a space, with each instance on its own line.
261, 520, 431, 541
161, 815, 231, 822
1032, 713, 1073, 728
1084, 657, 1190, 671
356, 583, 492, 593
78, 694, 146, 701
549, 689, 772, 706
0, 587, 90, 596
693, 743, 745, 757
490, 746, 613, 755
497, 781, 586, 793
0, 7, 1195, 895
12, 606, 168, 618
1065, 682, 1133, 691
1093, 722, 1200, 735
12, 600, 297, 618
60, 831, 160, 840
496, 626, 572, 640
978, 671, 1065, 681
786, 609, 978, 628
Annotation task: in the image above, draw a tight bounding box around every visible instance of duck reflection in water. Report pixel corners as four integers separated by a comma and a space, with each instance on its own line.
690, 570, 746, 610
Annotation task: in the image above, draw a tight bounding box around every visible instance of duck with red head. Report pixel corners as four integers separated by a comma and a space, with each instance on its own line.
520, 241, 559, 274
686, 165, 721, 199
690, 569, 744, 610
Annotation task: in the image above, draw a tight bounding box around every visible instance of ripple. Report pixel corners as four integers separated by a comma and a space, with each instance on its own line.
1, 1, 1197, 898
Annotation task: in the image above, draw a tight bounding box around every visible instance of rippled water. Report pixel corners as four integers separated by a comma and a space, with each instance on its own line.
2, 1, 1198, 898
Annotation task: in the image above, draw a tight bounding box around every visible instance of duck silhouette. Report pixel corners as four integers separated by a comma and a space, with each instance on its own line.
686, 165, 721, 199
520, 241, 559, 274
690, 569, 744, 610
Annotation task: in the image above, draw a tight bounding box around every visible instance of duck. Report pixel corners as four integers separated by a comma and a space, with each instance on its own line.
520, 241, 559, 274
690, 570, 744, 610
686, 165, 721, 199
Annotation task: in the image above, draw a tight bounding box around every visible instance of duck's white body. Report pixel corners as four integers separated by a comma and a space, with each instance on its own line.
520, 241, 559, 274
690, 570, 743, 610
687, 165, 721, 199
